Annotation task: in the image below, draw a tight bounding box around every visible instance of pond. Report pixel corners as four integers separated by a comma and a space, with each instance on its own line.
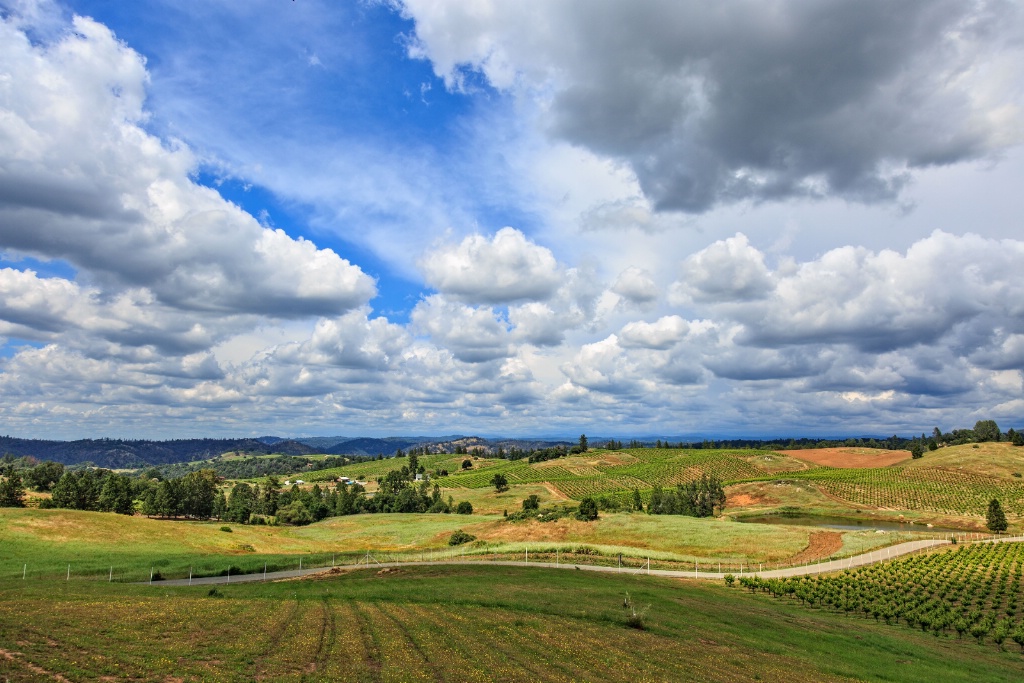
736, 513, 966, 534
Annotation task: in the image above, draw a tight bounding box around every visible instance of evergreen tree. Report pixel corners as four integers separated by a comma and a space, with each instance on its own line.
576, 497, 598, 521
98, 473, 135, 515
987, 499, 1008, 533
0, 472, 26, 507
631, 488, 644, 513
51, 472, 81, 509
975, 420, 1001, 442
213, 489, 228, 519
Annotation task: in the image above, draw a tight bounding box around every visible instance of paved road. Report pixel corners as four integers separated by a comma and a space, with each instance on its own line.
151, 536, 1024, 587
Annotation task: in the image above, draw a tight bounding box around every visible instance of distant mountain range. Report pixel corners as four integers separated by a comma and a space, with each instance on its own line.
0, 434, 572, 468
0, 436, 318, 469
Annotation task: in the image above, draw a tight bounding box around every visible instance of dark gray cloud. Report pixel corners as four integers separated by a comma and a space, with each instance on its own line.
405, 0, 1024, 212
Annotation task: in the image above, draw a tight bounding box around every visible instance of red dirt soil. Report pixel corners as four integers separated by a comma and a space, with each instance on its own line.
785, 531, 844, 564
778, 447, 911, 468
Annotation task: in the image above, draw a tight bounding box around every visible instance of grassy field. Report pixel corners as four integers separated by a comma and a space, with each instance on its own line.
3, 563, 1024, 682
1, 505, 926, 585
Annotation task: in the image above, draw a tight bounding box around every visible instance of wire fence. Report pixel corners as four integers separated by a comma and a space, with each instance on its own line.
4, 531, 1011, 585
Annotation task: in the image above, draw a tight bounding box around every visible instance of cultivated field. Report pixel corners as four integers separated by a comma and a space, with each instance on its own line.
293, 444, 1024, 524
745, 540, 1024, 648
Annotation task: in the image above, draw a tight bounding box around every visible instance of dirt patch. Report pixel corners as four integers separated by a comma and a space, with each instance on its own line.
541, 482, 569, 501
779, 448, 911, 468
784, 531, 844, 564
727, 491, 780, 508
585, 453, 636, 467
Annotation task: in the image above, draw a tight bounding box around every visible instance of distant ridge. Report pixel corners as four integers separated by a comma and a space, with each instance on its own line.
0, 436, 318, 469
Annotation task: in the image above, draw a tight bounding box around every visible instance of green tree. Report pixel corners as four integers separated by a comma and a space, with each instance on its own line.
461, 459, 473, 470
578, 434, 588, 452
1013, 430, 1024, 447
631, 488, 644, 513
179, 470, 217, 519
455, 501, 473, 515
98, 473, 135, 515
522, 494, 540, 511
987, 499, 1008, 533
490, 473, 509, 493
50, 472, 81, 509
154, 478, 183, 518
225, 482, 256, 523
576, 497, 598, 521
0, 472, 26, 507
909, 442, 924, 459
24, 461, 64, 492
213, 489, 228, 519
276, 500, 313, 525
975, 420, 1001, 442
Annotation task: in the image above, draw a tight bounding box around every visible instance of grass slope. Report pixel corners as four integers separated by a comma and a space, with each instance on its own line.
2, 506, 918, 583
2, 564, 1024, 681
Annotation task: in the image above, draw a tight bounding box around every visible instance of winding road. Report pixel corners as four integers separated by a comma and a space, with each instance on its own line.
150, 536, 1024, 587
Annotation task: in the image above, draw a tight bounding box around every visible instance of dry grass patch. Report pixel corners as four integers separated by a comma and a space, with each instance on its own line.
905, 441, 1024, 479
780, 448, 912, 468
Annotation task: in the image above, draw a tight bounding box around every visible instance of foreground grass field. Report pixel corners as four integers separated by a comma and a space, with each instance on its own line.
2, 564, 1024, 682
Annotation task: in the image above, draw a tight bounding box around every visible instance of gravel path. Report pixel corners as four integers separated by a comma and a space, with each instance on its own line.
151, 536, 1024, 587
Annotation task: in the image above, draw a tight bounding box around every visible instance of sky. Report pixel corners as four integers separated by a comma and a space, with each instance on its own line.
1, 0, 1023, 440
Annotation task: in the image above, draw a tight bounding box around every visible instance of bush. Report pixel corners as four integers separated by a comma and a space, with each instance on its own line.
724, 573, 735, 587
455, 501, 473, 515
622, 592, 648, 630
150, 570, 164, 581
448, 529, 476, 546
576, 497, 599, 521
276, 500, 313, 526
220, 526, 232, 532
522, 495, 540, 511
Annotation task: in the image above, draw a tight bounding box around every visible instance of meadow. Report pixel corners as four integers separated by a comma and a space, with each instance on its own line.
1, 506, 919, 584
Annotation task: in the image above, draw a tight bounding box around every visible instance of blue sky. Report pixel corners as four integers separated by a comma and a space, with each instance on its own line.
1, 0, 1023, 439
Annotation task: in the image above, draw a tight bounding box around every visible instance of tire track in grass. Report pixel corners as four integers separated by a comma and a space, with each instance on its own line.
465, 610, 585, 682
398, 603, 552, 682
301, 597, 335, 678
392, 605, 493, 682
350, 601, 384, 682
355, 601, 438, 683
374, 605, 446, 683
247, 598, 304, 680
0, 647, 72, 682
314, 601, 373, 682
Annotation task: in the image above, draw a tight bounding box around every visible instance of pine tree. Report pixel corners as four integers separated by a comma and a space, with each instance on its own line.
0, 472, 26, 507
631, 488, 644, 513
987, 499, 1008, 533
